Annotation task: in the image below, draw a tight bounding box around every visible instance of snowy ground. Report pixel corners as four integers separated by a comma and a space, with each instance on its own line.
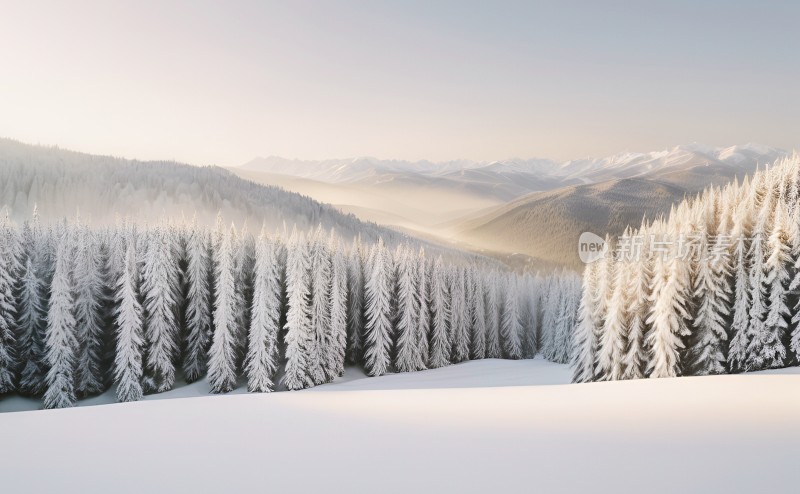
2, 359, 799, 493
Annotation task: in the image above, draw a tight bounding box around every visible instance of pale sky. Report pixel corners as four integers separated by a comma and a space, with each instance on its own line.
1, 0, 797, 166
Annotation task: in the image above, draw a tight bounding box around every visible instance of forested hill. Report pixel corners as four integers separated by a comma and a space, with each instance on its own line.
0, 138, 407, 246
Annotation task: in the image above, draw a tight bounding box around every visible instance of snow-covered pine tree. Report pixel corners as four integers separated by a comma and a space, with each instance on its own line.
645, 244, 691, 378
113, 239, 144, 402
414, 247, 430, 367
621, 226, 650, 380
15, 214, 48, 395
232, 224, 254, 371
689, 222, 730, 375
521, 275, 539, 358
744, 193, 773, 371
500, 275, 523, 359
394, 244, 423, 373
141, 228, 180, 393
428, 255, 451, 368
485, 270, 502, 359
728, 204, 752, 372
282, 228, 314, 390
208, 223, 239, 393
346, 238, 365, 364
328, 237, 348, 378
761, 196, 790, 369
43, 231, 78, 408
572, 261, 598, 383
450, 267, 470, 362
363, 238, 393, 376
308, 226, 332, 384
245, 229, 281, 392
596, 255, 629, 380
790, 205, 800, 362
470, 267, 487, 360
183, 222, 212, 383
0, 212, 20, 394
72, 224, 107, 396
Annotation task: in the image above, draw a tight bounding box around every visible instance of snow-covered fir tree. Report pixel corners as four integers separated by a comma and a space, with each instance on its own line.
282, 228, 314, 390
500, 275, 523, 359
450, 267, 470, 362
43, 231, 78, 408
245, 229, 281, 392
209, 223, 240, 393
428, 255, 451, 368
363, 238, 393, 376
141, 228, 180, 393
571, 261, 598, 383
308, 227, 332, 384
485, 271, 502, 359
394, 244, 423, 373
328, 237, 348, 379
346, 238, 365, 364
113, 240, 144, 402
414, 247, 430, 368
470, 268, 487, 360
183, 221, 212, 383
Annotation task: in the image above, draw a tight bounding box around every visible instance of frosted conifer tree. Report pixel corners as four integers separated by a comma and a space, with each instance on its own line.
16, 213, 47, 395
141, 228, 180, 393
394, 245, 423, 372
414, 248, 430, 367
728, 206, 751, 371
622, 237, 650, 380
572, 261, 598, 383
485, 271, 502, 359
307, 227, 331, 383
346, 239, 365, 364
500, 275, 523, 359
428, 255, 451, 368
645, 252, 690, 378
208, 224, 239, 393
245, 230, 281, 392
744, 206, 771, 371
328, 238, 348, 378
470, 268, 487, 360
0, 214, 19, 394
689, 225, 730, 375
363, 238, 393, 376
450, 267, 470, 362
113, 241, 144, 402
72, 225, 106, 396
761, 200, 790, 368
598, 252, 632, 380
43, 232, 78, 408
283, 229, 314, 390
183, 223, 212, 383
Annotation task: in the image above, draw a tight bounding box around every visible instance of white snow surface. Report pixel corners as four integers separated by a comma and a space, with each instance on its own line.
2, 358, 799, 493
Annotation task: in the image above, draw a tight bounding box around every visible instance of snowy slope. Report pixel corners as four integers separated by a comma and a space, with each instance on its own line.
2, 359, 799, 494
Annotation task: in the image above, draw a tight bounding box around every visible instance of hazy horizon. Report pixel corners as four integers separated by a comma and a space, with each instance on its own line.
2, 1, 798, 167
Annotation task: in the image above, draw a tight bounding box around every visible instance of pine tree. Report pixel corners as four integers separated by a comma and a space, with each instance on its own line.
596, 257, 629, 380
363, 238, 393, 376
728, 206, 751, 372
309, 227, 332, 384
762, 199, 790, 368
209, 224, 239, 393
141, 228, 180, 393
394, 245, 423, 372
485, 271, 502, 359
328, 238, 348, 379
621, 240, 650, 380
646, 252, 690, 378
72, 224, 106, 396
245, 230, 281, 392
470, 268, 487, 360
43, 232, 78, 408
346, 239, 365, 364
572, 262, 598, 383
450, 267, 470, 362
689, 225, 730, 375
500, 275, 523, 359
113, 240, 144, 402
428, 255, 451, 368
414, 248, 430, 367
744, 208, 771, 371
15, 213, 47, 396
283, 229, 314, 390
0, 213, 20, 395
183, 223, 212, 383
